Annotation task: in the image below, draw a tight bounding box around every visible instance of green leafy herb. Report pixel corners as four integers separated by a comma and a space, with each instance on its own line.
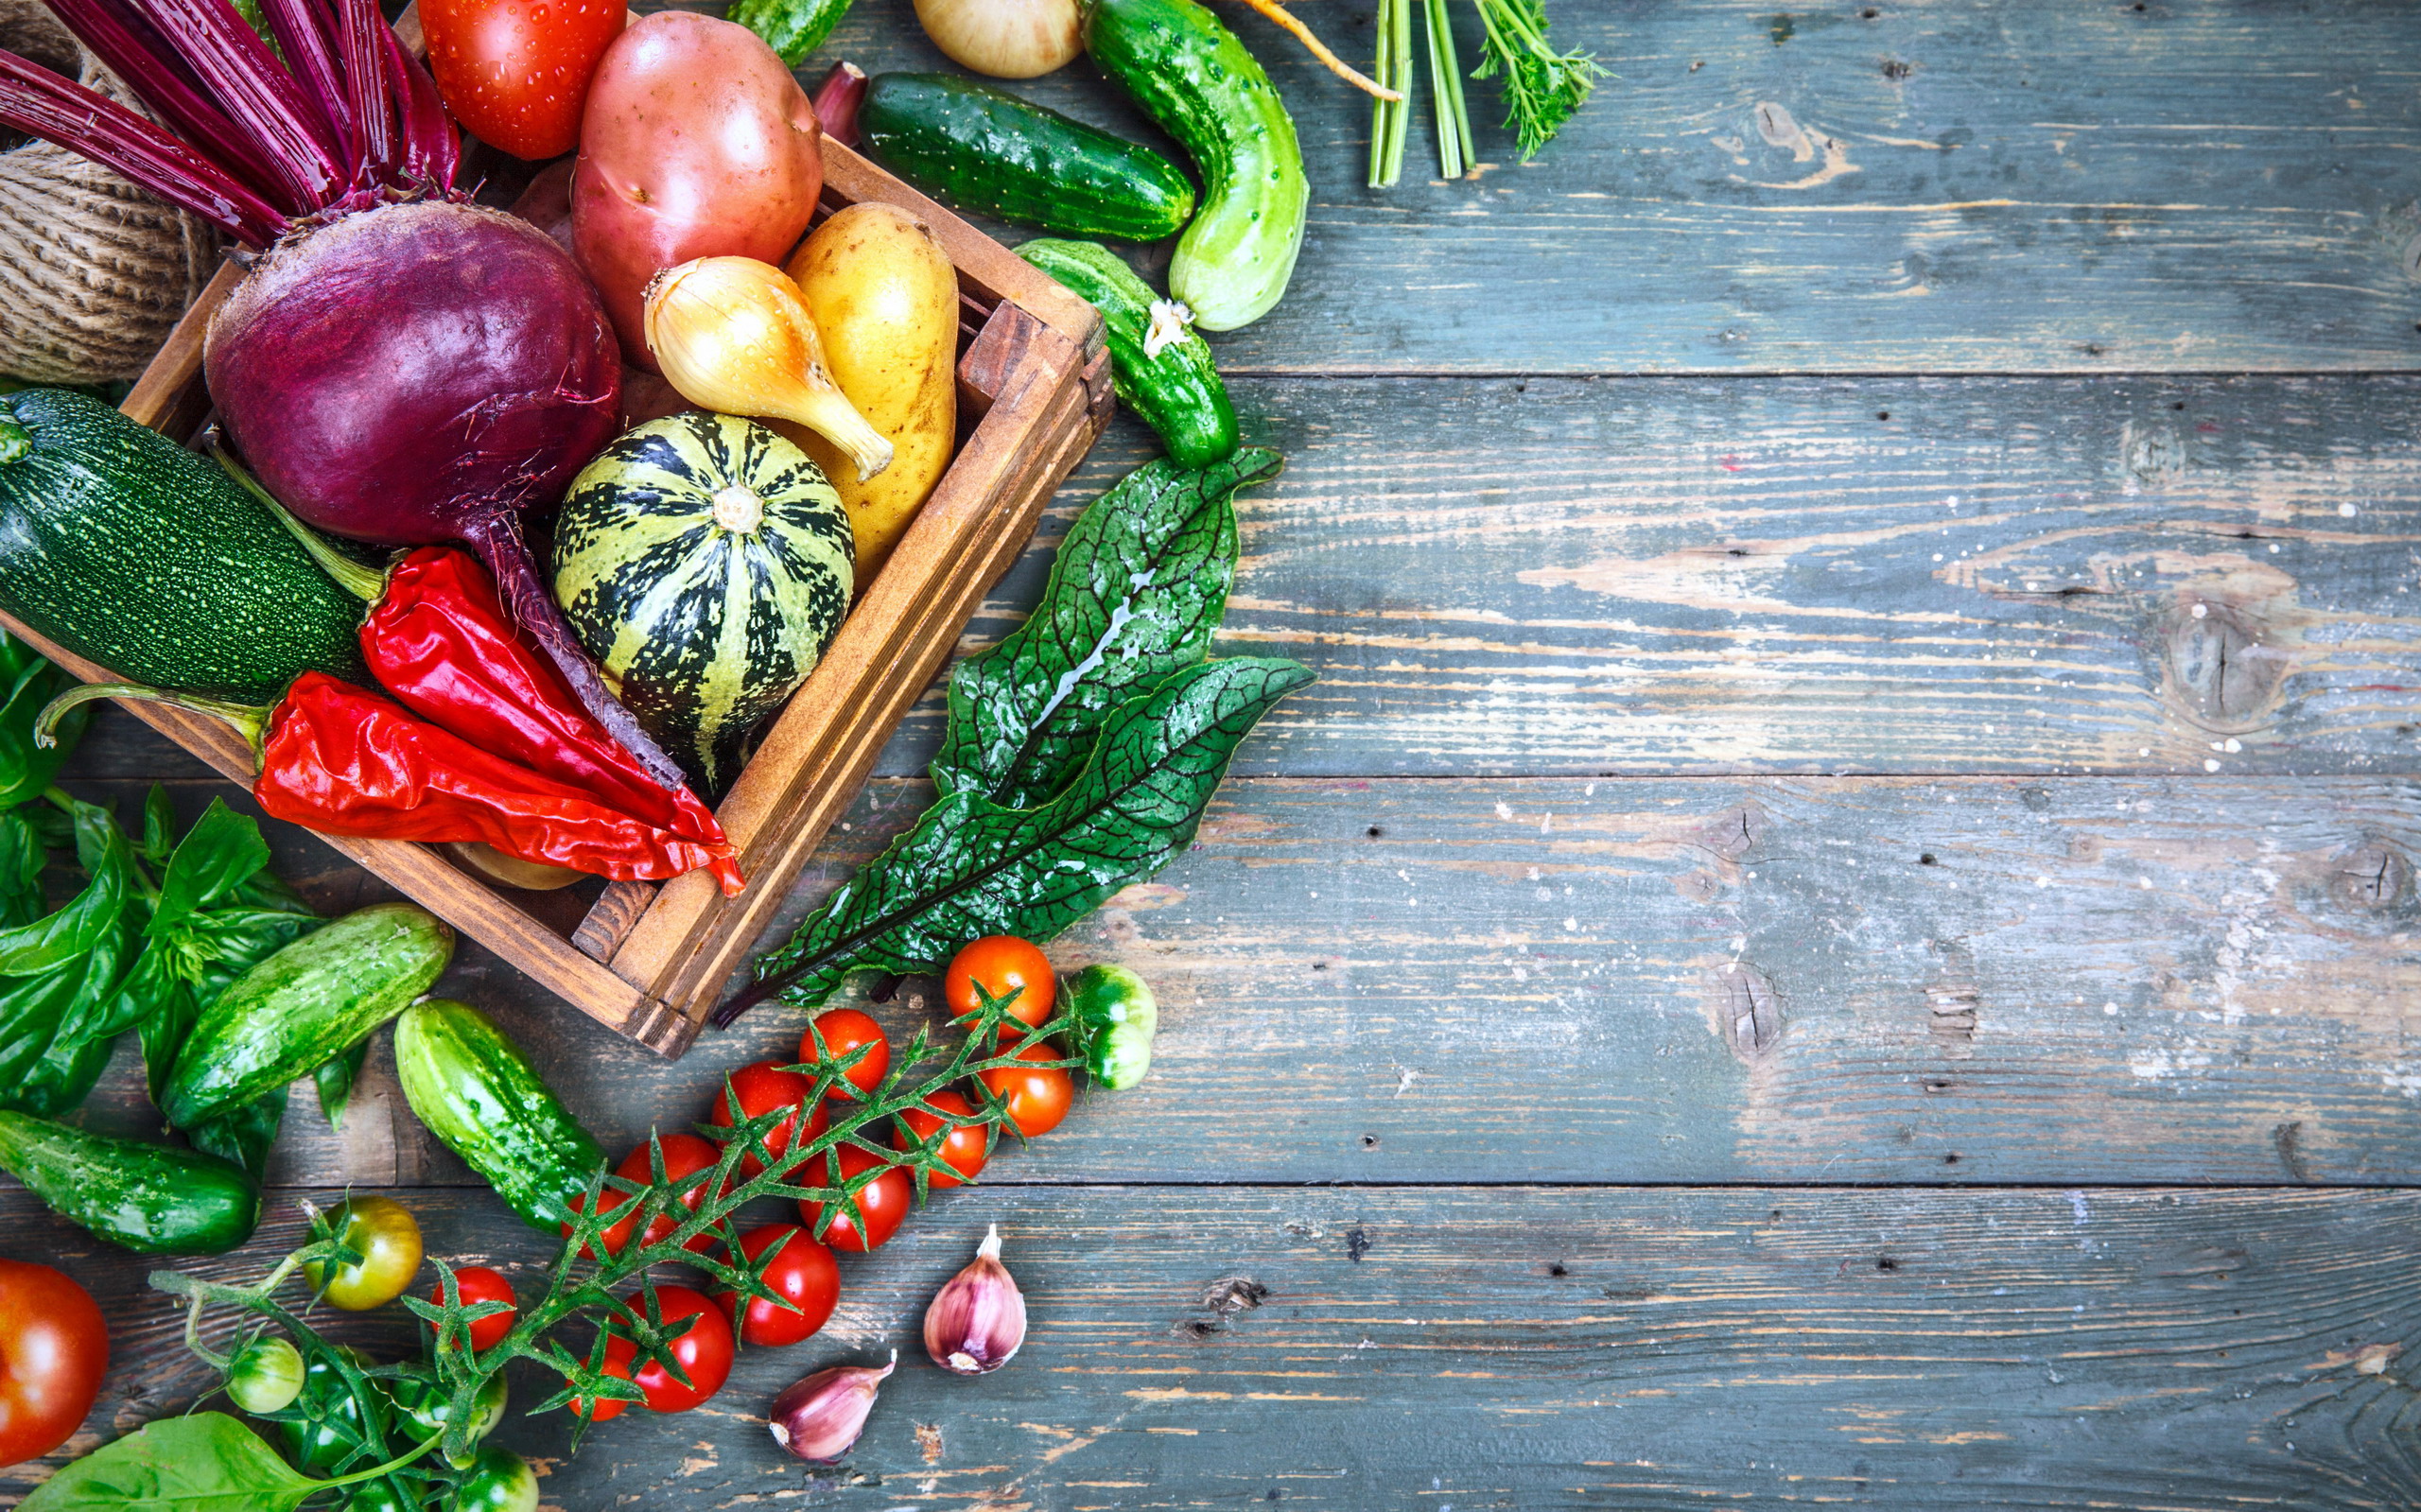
20, 1412, 318, 1512
742, 657, 1312, 1014
148, 799, 272, 939
314, 1038, 372, 1127
0, 633, 87, 811
1471, 0, 1601, 159
0, 796, 130, 976
932, 449, 1280, 811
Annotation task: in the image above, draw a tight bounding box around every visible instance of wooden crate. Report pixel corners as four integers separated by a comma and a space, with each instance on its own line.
1, 141, 1111, 1059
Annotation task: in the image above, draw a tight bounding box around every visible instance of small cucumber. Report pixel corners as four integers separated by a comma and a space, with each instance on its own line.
392, 999, 604, 1232
163, 903, 453, 1130
1085, 0, 1307, 330
725, 0, 852, 65
0, 1111, 259, 1253
1018, 238, 1238, 468
859, 73, 1195, 242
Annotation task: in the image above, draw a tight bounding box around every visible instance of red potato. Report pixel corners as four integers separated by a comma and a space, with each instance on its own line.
570, 12, 824, 370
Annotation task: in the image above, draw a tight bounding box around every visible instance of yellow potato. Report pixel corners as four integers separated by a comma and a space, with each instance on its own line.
779, 202, 959, 577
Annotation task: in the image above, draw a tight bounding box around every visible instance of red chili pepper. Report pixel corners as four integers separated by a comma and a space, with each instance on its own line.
41, 675, 737, 885
361, 547, 743, 895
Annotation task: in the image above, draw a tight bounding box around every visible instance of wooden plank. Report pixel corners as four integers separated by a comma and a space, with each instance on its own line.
54, 772, 2421, 1189
815, 0, 2421, 374
9, 1185, 2421, 1509
867, 373, 2421, 779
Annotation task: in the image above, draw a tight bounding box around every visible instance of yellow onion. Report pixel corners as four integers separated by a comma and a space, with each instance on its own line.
912, 0, 1081, 78
642, 257, 895, 481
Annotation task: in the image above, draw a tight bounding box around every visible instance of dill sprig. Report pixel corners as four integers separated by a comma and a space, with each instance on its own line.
1470, 0, 1603, 160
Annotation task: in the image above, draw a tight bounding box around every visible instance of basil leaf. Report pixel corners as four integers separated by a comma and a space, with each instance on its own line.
187, 1089, 285, 1181
148, 800, 271, 939
0, 645, 86, 812
139, 785, 178, 867
932, 449, 1280, 810
314, 1036, 372, 1127
22, 1412, 317, 1512
0, 809, 47, 929
757, 657, 1312, 1009
138, 973, 199, 1107
0, 798, 130, 977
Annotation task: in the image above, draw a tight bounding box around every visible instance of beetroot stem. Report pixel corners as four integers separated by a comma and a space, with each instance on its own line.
260, 0, 355, 171
334, 0, 393, 185
43, 0, 297, 209
0, 50, 282, 243
131, 0, 345, 208
380, 19, 456, 189
456, 514, 693, 794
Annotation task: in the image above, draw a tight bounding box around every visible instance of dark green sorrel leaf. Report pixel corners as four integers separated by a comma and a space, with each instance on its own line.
752, 657, 1313, 1010
932, 449, 1281, 810
20, 1412, 316, 1512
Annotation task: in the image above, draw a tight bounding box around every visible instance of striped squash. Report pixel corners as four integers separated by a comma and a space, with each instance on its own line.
551, 412, 855, 795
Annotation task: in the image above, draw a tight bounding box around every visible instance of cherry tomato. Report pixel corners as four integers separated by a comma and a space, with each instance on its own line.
622, 1285, 734, 1413
0, 1260, 105, 1466
306, 1197, 424, 1312
567, 1332, 636, 1422
452, 1446, 540, 1512
946, 936, 1055, 1034
979, 1041, 1074, 1138
566, 1135, 726, 1259
707, 1060, 826, 1178
419, 0, 623, 160
224, 1335, 305, 1415
713, 1225, 840, 1348
801, 1010, 889, 1102
428, 1267, 517, 1354
892, 1089, 989, 1189
797, 1144, 913, 1252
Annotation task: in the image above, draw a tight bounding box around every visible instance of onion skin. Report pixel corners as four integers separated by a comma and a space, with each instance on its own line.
571, 11, 824, 371
205, 200, 620, 547
914, 0, 1082, 78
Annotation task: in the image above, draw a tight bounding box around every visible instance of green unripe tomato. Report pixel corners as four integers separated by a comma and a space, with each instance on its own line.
343, 1480, 411, 1512
450, 1447, 540, 1512
389, 1367, 508, 1468
279, 1347, 388, 1476
225, 1335, 305, 1415
1066, 963, 1158, 1090
305, 1196, 424, 1311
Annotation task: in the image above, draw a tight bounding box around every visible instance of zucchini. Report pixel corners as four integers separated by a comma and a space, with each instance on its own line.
1085, 0, 1307, 330
1018, 239, 1238, 468
859, 73, 1195, 243
162, 903, 453, 1130
0, 389, 368, 701
553, 413, 857, 795
725, 0, 852, 65
0, 1111, 259, 1253
392, 999, 604, 1232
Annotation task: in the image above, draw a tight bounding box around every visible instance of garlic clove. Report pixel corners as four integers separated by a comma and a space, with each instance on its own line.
767, 1351, 896, 1463
924, 1223, 1027, 1376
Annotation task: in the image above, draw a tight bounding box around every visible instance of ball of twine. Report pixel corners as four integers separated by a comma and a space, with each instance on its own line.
0, 0, 218, 385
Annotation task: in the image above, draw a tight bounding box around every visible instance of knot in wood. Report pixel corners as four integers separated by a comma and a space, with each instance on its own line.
1716, 961, 1783, 1060
2332, 841, 2412, 913
2158, 600, 2288, 731
1695, 801, 1766, 862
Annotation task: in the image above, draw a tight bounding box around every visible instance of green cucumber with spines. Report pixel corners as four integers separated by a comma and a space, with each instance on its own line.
1084, 0, 1307, 331
1018, 238, 1238, 468
0, 1111, 259, 1253
858, 73, 1195, 243
392, 999, 604, 1233
0, 389, 368, 700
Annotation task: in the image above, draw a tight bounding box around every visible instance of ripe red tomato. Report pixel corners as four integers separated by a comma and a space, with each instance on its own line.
566, 1135, 726, 1259
714, 1225, 840, 1348
797, 1144, 913, 1252
0, 1260, 105, 1466
420, 0, 624, 160
707, 1060, 826, 1178
979, 1042, 1074, 1138
624, 1285, 734, 1413
892, 1088, 989, 1188
800, 1010, 889, 1102
568, 1332, 636, 1421
429, 1266, 517, 1353
946, 936, 1055, 1034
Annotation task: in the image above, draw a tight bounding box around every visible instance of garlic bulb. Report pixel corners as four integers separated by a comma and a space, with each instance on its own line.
923, 1224, 1027, 1375
913, 0, 1082, 79
768, 1352, 896, 1462
642, 257, 894, 481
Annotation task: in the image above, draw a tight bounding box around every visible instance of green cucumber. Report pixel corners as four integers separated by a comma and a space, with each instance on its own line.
725, 0, 851, 65
0, 389, 368, 701
859, 73, 1195, 243
392, 999, 604, 1232
0, 1111, 259, 1253
1085, 0, 1307, 330
162, 903, 453, 1130
1018, 239, 1238, 467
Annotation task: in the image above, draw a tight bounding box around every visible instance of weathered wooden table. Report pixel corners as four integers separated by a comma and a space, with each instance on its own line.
10, 1, 2421, 1505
